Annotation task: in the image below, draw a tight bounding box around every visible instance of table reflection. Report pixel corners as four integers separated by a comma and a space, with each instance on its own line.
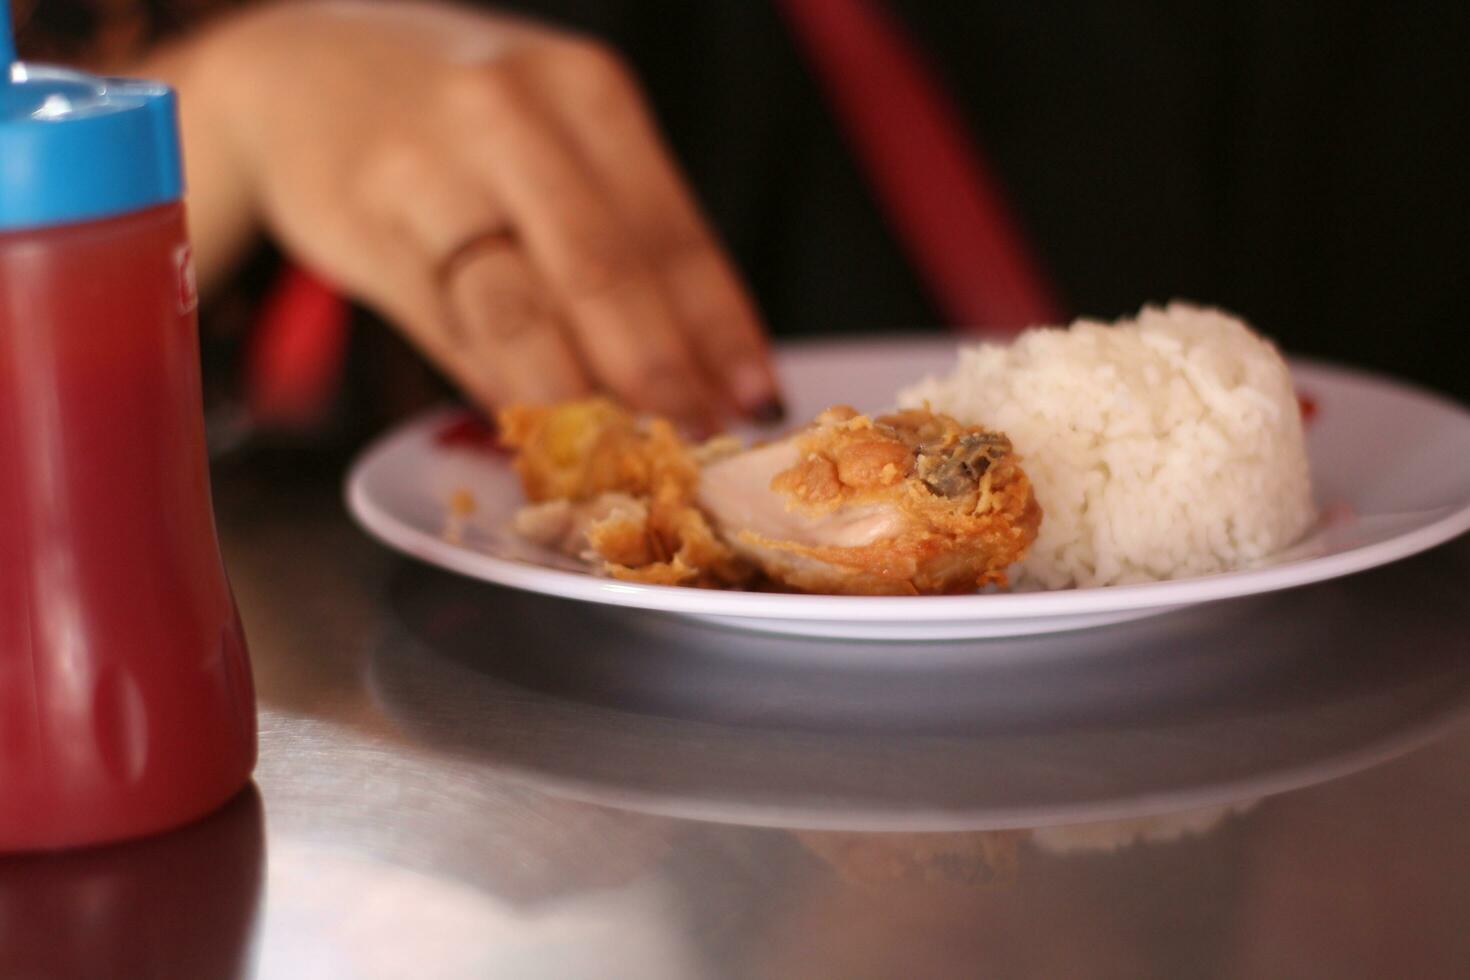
0, 787, 263, 980
365, 541, 1470, 830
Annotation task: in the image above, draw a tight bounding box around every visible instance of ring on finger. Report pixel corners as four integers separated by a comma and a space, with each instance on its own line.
435, 226, 520, 287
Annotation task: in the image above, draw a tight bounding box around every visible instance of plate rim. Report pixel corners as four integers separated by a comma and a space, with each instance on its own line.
345, 344, 1470, 625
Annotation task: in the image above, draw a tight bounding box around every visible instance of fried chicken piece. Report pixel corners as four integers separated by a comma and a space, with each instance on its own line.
498, 400, 1040, 595
498, 397, 701, 502
499, 400, 751, 588
697, 406, 1041, 595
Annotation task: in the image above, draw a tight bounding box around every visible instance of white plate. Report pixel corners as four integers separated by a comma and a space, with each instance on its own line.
346, 339, 1470, 640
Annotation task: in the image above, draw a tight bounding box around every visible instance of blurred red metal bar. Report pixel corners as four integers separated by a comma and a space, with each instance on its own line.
777, 0, 1064, 332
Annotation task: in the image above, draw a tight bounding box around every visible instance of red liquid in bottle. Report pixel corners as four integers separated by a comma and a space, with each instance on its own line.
0, 204, 256, 851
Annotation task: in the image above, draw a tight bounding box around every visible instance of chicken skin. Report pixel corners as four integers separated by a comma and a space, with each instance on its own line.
498, 400, 1040, 595
698, 405, 1040, 594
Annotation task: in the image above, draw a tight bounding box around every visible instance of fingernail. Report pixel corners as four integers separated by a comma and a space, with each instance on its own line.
666, 390, 721, 440
750, 397, 787, 426
687, 418, 719, 440
676, 401, 719, 440
730, 362, 779, 414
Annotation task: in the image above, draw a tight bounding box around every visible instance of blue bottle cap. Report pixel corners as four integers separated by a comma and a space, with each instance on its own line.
0, 4, 184, 232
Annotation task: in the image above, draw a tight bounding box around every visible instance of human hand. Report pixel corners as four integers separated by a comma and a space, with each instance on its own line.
178, 0, 782, 428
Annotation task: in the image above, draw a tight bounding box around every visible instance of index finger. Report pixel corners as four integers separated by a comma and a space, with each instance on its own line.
441, 65, 720, 431
527, 41, 785, 421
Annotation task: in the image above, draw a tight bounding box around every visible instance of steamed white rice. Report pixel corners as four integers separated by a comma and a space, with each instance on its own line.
897, 302, 1316, 589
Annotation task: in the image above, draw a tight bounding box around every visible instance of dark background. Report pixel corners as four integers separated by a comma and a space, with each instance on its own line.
515, 1, 1468, 401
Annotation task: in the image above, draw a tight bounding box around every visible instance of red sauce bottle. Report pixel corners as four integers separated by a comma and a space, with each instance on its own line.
0, 18, 256, 850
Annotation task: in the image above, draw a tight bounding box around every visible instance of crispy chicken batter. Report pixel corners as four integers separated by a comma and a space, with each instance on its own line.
701, 405, 1041, 594
499, 400, 750, 588
497, 399, 1040, 595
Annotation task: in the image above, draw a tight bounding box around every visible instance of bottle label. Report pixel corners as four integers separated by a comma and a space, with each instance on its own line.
174, 244, 199, 316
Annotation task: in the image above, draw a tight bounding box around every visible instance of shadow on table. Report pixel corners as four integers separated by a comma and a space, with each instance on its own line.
376, 537, 1470, 737
0, 786, 264, 980
360, 539, 1470, 830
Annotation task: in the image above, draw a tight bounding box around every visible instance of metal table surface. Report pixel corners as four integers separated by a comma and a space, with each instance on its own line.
4, 465, 1470, 979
